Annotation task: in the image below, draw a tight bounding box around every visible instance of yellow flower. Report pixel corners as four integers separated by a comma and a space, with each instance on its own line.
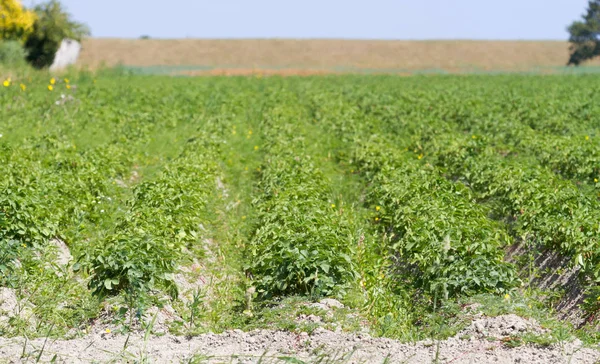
248, 130, 253, 135
105, 328, 111, 334
331, 204, 336, 208
417, 154, 424, 160
2, 80, 10, 87
21, 244, 27, 248
254, 145, 259, 151
504, 293, 510, 300
376, 206, 381, 211
50, 78, 56, 85
20, 84, 26, 91
472, 135, 477, 139
64, 78, 70, 83
242, 216, 247, 220
375, 217, 379, 221
585, 135, 590, 141
595, 178, 599, 183
66, 84, 71, 90
47, 85, 54, 91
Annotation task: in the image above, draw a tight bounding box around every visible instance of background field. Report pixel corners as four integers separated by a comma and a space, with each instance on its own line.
78, 38, 600, 75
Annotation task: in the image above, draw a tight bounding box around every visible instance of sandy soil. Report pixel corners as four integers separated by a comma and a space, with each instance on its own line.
1, 315, 599, 363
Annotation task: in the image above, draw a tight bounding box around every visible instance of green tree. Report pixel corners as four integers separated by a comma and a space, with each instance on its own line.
24, 0, 89, 68
567, 0, 600, 65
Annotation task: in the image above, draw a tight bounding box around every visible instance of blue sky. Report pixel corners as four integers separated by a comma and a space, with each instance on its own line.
24, 0, 590, 40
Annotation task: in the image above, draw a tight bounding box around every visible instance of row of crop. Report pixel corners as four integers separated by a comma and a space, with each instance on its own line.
428, 114, 600, 184
0, 133, 134, 282
360, 89, 600, 293
349, 136, 520, 299
79, 132, 223, 298
344, 78, 599, 185
246, 111, 357, 299
305, 90, 520, 299
428, 136, 600, 280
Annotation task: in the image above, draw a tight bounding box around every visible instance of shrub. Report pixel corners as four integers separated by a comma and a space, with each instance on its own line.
0, 0, 36, 41
24, 0, 89, 68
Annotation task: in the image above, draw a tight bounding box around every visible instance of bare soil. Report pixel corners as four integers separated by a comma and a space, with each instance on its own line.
78, 39, 600, 73
1, 315, 598, 363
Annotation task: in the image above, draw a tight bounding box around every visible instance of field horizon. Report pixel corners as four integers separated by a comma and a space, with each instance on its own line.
77, 38, 600, 75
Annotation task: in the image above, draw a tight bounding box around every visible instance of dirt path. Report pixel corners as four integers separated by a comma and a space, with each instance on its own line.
1, 315, 599, 363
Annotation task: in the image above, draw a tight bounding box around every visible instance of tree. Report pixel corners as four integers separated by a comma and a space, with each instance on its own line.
0, 0, 36, 41
24, 0, 89, 68
567, 0, 600, 65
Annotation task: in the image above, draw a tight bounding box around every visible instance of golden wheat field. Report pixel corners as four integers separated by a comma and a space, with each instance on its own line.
77, 38, 600, 74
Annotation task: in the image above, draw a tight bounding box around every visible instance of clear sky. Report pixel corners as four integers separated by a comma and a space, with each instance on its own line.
24, 0, 590, 40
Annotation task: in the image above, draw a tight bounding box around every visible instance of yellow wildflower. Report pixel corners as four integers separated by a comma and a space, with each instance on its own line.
376, 206, 381, 211
472, 135, 477, 139
105, 328, 111, 334
331, 204, 336, 208
47, 85, 53, 91
20, 83, 26, 91
66, 84, 71, 90
375, 217, 379, 221
417, 154, 424, 160
64, 78, 70, 83
2, 80, 10, 87
595, 178, 599, 183
504, 293, 510, 300
254, 145, 259, 151
50, 78, 56, 85
585, 135, 590, 141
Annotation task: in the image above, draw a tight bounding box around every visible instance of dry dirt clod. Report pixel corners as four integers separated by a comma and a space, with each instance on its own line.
0, 288, 37, 329
50, 238, 73, 266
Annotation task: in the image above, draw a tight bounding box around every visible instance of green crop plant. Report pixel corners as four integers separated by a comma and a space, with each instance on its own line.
1, 72, 600, 342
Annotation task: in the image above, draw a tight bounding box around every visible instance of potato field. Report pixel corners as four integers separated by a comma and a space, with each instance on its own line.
1, 73, 600, 353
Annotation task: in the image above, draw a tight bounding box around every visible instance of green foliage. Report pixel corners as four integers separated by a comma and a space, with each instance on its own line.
81, 135, 220, 298
0, 239, 24, 287
567, 0, 600, 65
2, 73, 600, 340
248, 127, 357, 298
351, 138, 519, 298
24, 0, 90, 68
0, 40, 26, 65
